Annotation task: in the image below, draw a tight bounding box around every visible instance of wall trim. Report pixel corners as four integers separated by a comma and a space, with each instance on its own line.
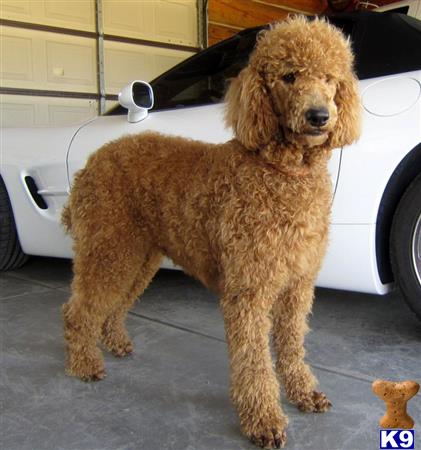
254, 0, 312, 14
208, 20, 243, 31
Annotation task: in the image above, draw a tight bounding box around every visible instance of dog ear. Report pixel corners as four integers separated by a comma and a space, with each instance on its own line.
225, 65, 278, 150
330, 73, 361, 149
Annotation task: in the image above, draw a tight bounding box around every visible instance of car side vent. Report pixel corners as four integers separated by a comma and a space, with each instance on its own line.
24, 176, 48, 210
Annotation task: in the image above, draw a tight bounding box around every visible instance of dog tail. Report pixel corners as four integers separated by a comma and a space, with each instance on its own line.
61, 204, 72, 233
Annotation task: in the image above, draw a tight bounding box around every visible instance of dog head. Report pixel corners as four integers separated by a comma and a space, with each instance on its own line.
225, 16, 361, 151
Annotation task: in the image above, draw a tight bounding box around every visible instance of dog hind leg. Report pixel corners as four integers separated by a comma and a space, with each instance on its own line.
63, 219, 157, 381
63, 288, 108, 382
100, 250, 163, 356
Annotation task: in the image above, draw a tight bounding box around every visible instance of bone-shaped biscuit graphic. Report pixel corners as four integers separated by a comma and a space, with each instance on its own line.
372, 379, 419, 429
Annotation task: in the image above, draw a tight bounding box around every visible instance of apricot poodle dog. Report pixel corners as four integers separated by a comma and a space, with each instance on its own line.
62, 16, 360, 448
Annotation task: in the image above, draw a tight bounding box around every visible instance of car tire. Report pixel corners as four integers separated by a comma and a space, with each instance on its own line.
0, 176, 29, 271
390, 172, 421, 321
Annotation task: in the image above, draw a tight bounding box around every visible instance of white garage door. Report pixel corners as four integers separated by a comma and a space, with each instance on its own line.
0, 0, 198, 127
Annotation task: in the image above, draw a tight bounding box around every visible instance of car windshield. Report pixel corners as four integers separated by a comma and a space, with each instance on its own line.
107, 12, 421, 116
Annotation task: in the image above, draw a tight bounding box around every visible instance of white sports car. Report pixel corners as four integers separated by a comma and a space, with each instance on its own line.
2, 12, 421, 320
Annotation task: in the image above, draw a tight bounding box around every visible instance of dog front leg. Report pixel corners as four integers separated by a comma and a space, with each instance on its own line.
221, 289, 288, 449
272, 279, 331, 412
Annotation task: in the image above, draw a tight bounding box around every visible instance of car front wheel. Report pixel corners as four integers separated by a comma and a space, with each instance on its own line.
390, 172, 421, 321
0, 176, 29, 271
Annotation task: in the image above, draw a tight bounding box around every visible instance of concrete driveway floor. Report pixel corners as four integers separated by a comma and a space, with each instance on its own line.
1, 257, 420, 450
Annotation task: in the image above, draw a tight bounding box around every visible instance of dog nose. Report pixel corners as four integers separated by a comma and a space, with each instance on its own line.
305, 107, 329, 127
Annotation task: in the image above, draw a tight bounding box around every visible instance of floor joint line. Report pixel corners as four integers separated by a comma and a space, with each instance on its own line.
128, 311, 376, 384
128, 311, 226, 343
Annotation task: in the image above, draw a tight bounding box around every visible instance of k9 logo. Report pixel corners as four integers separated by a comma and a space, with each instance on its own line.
380, 430, 415, 449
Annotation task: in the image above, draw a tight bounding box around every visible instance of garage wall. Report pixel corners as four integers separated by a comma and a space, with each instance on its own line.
0, 0, 198, 127
207, 0, 326, 45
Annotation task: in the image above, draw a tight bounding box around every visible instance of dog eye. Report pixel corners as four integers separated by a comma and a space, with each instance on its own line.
282, 73, 296, 84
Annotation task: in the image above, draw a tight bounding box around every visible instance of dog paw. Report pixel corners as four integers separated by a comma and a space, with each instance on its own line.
108, 340, 133, 358
102, 336, 133, 358
66, 351, 106, 382
250, 428, 287, 449
295, 390, 332, 413
244, 417, 287, 449
101, 322, 133, 357
80, 368, 107, 382
66, 360, 107, 382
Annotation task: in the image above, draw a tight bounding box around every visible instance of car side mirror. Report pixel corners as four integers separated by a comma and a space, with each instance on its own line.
118, 81, 154, 123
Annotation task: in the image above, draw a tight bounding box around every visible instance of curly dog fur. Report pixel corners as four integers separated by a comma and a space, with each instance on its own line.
62, 16, 360, 449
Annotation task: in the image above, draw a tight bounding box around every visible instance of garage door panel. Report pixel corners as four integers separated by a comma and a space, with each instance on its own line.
47, 102, 97, 126
0, 0, 95, 32
0, 34, 34, 83
43, 0, 95, 31
45, 40, 96, 91
0, 0, 32, 20
0, 97, 36, 128
1, 26, 97, 93
103, 0, 197, 46
103, 1, 154, 38
155, 1, 197, 46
